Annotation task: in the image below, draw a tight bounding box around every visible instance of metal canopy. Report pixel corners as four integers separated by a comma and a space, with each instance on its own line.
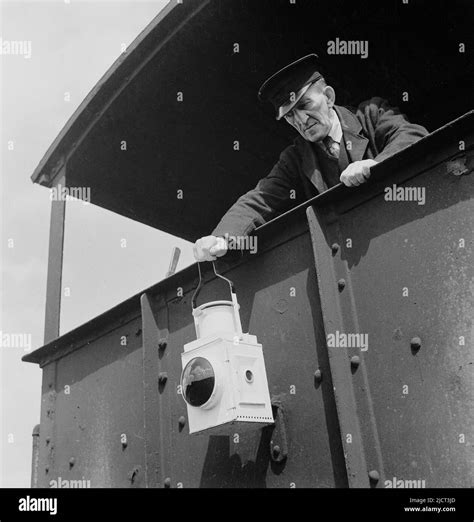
31, 0, 473, 242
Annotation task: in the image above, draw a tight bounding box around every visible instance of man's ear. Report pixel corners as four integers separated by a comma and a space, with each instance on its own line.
323, 85, 336, 108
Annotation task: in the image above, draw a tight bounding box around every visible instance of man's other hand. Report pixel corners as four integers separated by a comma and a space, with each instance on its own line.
193, 236, 228, 262
340, 159, 378, 187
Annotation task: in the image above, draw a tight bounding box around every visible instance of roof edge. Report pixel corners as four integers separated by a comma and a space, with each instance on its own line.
31, 0, 210, 188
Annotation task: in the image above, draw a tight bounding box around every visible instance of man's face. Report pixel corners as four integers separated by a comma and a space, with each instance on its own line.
283, 84, 335, 142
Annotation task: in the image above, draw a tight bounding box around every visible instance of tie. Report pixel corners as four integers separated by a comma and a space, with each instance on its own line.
323, 136, 340, 159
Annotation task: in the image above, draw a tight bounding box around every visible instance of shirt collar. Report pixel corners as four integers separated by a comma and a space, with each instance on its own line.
327, 108, 343, 143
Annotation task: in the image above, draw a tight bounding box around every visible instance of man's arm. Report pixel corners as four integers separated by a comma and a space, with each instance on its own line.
360, 97, 429, 162
211, 144, 305, 239
340, 97, 429, 187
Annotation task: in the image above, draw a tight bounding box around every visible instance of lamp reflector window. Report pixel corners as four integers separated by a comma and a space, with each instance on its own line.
181, 357, 215, 407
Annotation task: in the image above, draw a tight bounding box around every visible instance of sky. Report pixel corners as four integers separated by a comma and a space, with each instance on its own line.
0, 0, 195, 488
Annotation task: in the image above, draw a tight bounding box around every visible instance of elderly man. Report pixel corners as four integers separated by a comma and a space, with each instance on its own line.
194, 54, 428, 261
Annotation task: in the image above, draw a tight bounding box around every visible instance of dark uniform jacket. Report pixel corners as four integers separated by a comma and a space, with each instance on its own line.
212, 96, 428, 238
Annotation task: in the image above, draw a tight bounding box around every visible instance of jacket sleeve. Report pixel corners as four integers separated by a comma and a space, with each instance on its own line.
359, 97, 429, 163
211, 143, 305, 239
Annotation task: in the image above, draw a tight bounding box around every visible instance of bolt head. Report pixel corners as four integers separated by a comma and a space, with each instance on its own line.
69, 457, 75, 468
158, 338, 167, 350
272, 445, 281, 458
337, 279, 346, 291
350, 355, 360, 368
410, 337, 422, 352
331, 243, 339, 254
314, 369, 323, 385
158, 372, 168, 384
178, 416, 186, 428
164, 477, 171, 488
368, 470, 380, 483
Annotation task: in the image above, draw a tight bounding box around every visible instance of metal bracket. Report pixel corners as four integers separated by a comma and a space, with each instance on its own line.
269, 405, 288, 463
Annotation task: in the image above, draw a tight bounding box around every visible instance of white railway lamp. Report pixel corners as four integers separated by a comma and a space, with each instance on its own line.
180, 262, 274, 435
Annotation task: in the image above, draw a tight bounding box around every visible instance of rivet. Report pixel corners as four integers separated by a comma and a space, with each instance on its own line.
368, 470, 380, 483
350, 355, 360, 369
69, 457, 75, 468
314, 369, 323, 386
331, 243, 339, 254
272, 445, 281, 458
158, 338, 167, 350
45, 437, 51, 445
122, 440, 128, 449
164, 477, 171, 488
158, 372, 168, 384
410, 337, 421, 353
178, 416, 186, 429
45, 466, 49, 474
337, 279, 346, 291
129, 467, 140, 484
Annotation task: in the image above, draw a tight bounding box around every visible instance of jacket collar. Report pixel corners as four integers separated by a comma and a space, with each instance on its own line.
334, 105, 369, 162
297, 104, 369, 192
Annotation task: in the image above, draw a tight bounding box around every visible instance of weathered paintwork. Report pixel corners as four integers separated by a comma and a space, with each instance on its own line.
25, 112, 474, 488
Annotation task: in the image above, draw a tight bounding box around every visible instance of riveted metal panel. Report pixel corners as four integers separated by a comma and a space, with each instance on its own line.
34, 215, 345, 488
307, 206, 373, 488
26, 114, 474, 489
309, 140, 474, 488
149, 223, 346, 488
36, 364, 58, 487
38, 316, 146, 488
141, 293, 169, 488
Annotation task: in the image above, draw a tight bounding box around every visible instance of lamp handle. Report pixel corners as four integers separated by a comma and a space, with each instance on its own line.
191, 261, 243, 339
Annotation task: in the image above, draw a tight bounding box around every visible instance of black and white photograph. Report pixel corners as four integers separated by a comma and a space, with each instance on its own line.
1, 0, 473, 520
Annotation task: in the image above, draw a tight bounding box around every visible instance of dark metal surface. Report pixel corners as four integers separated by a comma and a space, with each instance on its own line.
308, 131, 474, 487
27, 218, 347, 487
140, 293, 168, 488
25, 114, 473, 488
307, 206, 373, 488
165, 228, 346, 487
30, 425, 40, 488
33, 316, 146, 487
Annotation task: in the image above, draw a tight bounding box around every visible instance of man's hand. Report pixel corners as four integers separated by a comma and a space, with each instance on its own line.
193, 235, 228, 262
340, 159, 378, 187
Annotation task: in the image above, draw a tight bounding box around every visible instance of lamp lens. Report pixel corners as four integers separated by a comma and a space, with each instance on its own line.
181, 357, 215, 406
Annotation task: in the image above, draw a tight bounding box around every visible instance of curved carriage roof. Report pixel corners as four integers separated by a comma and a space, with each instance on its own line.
31, 0, 472, 241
